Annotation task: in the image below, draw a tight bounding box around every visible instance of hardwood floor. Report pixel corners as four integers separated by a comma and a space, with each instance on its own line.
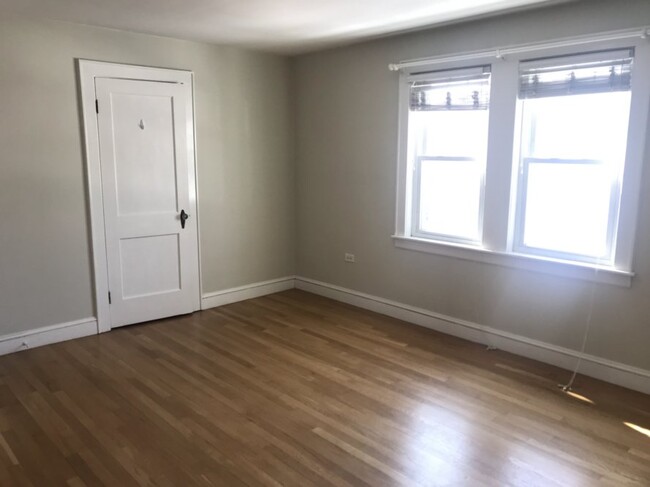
0, 289, 648, 486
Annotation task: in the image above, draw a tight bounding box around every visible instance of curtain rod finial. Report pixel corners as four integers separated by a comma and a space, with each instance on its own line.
388, 63, 401, 72
641, 29, 649, 40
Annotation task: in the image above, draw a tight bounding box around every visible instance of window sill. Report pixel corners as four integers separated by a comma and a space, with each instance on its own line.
392, 235, 633, 287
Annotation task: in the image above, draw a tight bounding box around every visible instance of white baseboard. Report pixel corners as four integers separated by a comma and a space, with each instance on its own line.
6, 278, 644, 394
201, 276, 296, 310
0, 318, 98, 356
295, 276, 650, 395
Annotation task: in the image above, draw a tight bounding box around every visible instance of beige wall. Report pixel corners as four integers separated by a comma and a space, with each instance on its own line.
2, 0, 650, 374
0, 15, 295, 335
293, 0, 650, 370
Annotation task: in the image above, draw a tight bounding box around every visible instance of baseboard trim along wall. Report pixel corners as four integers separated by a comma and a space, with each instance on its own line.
294, 276, 650, 395
2, 277, 647, 394
201, 276, 296, 310
0, 318, 98, 356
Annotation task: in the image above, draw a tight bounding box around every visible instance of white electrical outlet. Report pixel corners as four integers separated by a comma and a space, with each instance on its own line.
344, 253, 355, 263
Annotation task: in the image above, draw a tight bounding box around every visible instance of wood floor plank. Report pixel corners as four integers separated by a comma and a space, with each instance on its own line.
0, 289, 648, 486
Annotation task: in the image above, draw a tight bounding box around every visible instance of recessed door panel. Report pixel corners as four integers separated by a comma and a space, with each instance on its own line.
120, 234, 181, 298
112, 93, 179, 216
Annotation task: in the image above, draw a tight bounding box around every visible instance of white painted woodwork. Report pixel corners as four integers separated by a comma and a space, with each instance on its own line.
96, 77, 199, 328
294, 277, 650, 395
392, 34, 650, 287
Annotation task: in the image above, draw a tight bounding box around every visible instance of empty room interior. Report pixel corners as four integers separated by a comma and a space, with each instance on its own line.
2, 0, 650, 485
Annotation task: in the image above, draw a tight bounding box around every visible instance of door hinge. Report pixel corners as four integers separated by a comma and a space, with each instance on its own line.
108, 291, 112, 304
95, 99, 99, 114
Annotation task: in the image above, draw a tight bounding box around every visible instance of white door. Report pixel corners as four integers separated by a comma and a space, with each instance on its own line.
95, 78, 199, 328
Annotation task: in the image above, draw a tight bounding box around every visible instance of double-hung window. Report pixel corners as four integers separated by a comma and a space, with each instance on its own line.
394, 36, 650, 286
408, 67, 490, 244
514, 50, 633, 265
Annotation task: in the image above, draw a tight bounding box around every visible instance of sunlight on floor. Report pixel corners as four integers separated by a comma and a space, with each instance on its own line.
400, 404, 473, 485
624, 422, 650, 439
564, 390, 595, 405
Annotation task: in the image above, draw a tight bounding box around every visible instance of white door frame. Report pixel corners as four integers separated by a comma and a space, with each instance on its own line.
78, 60, 202, 333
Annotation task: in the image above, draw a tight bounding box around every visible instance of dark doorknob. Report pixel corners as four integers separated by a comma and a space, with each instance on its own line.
180, 209, 189, 229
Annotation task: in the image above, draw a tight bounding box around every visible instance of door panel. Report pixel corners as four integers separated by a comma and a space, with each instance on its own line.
112, 93, 179, 215
120, 235, 181, 298
96, 78, 198, 328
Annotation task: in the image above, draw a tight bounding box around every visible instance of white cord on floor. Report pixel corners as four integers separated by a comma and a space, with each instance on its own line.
559, 265, 600, 392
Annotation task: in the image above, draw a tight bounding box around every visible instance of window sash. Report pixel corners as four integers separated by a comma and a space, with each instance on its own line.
513, 157, 620, 264
411, 156, 485, 245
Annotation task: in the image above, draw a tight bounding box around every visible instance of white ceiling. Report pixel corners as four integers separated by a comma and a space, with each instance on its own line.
0, 0, 567, 54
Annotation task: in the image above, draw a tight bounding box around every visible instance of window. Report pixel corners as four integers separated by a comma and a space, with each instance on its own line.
514, 50, 633, 264
408, 67, 490, 244
394, 39, 650, 286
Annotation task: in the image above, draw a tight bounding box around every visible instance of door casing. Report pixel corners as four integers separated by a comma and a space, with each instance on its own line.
78, 60, 202, 333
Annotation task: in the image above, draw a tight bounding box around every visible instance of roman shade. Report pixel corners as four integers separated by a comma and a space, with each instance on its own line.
519, 48, 633, 99
410, 66, 491, 111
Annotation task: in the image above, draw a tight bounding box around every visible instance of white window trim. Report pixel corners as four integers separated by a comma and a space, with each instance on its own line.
392, 235, 633, 287
393, 34, 650, 287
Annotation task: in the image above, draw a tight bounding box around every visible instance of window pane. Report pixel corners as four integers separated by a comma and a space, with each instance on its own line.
522, 92, 631, 161
523, 162, 612, 258
409, 103, 489, 242
410, 110, 489, 159
419, 159, 482, 240
517, 90, 631, 261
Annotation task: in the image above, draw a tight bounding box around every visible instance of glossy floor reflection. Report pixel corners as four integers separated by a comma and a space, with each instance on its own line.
0, 289, 648, 486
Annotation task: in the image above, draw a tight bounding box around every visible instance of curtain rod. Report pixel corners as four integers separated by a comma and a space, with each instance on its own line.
388, 27, 650, 72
